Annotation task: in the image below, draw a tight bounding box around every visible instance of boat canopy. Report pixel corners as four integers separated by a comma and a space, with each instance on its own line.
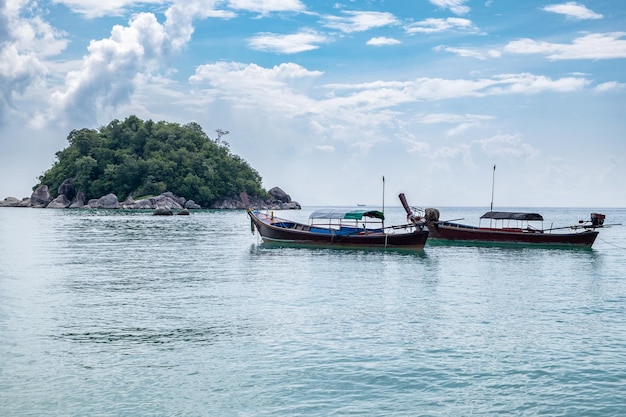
309, 209, 385, 221
480, 211, 544, 221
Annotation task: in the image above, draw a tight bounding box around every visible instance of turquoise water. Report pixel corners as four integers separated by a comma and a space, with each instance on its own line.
1, 207, 625, 416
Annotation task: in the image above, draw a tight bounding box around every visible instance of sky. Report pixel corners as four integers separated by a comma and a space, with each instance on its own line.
1, 0, 625, 208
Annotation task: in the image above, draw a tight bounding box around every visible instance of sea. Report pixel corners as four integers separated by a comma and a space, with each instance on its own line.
1, 206, 625, 416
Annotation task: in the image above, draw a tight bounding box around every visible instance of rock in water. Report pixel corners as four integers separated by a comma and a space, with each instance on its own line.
153, 207, 173, 216
30, 185, 52, 208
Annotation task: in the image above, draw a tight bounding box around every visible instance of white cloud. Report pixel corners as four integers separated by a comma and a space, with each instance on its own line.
405, 17, 477, 34
190, 61, 324, 85
248, 30, 329, 54
417, 113, 494, 125
325, 73, 590, 102
475, 134, 539, 158
367, 37, 401, 46
505, 32, 626, 60
428, 0, 470, 15
185, 61, 596, 159
165, 1, 235, 52
189, 62, 323, 114
594, 81, 626, 93
417, 113, 494, 136
52, 0, 164, 18
227, 0, 306, 15
0, 0, 67, 123
322, 11, 398, 33
49, 12, 168, 126
542, 2, 603, 20
46, 0, 233, 126
435, 45, 501, 59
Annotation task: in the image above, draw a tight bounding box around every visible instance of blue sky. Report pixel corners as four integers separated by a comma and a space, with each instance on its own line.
1, 0, 625, 208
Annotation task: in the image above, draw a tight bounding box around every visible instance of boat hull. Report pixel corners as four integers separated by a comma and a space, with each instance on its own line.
427, 221, 598, 247
249, 210, 428, 250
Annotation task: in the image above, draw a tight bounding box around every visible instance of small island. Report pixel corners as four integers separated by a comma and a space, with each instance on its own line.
0, 116, 300, 211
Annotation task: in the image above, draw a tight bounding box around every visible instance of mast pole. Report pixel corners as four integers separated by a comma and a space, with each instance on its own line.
382, 175, 385, 228
490, 164, 496, 212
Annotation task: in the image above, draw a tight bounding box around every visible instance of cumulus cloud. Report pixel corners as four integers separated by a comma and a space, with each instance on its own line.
49, 13, 167, 125
165, 1, 235, 52
367, 37, 401, 46
322, 11, 398, 33
505, 32, 626, 60
428, 0, 470, 15
189, 61, 323, 113
0, 0, 67, 123
186, 60, 595, 153
594, 81, 626, 93
248, 30, 329, 53
542, 2, 603, 20
405, 18, 478, 34
48, 0, 229, 126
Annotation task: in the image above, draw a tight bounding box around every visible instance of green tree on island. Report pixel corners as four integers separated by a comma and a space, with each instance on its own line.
37, 115, 269, 207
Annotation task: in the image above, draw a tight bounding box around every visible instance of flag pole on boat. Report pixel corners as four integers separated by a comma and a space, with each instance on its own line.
489, 164, 496, 228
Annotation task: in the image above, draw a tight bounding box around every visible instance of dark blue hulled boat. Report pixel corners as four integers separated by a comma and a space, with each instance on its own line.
248, 196, 428, 250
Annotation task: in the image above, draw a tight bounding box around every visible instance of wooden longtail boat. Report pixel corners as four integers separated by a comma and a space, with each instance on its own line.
420, 165, 606, 247
248, 195, 429, 250
424, 211, 603, 248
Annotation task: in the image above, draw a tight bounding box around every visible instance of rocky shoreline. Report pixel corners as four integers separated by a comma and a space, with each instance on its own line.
0, 182, 301, 211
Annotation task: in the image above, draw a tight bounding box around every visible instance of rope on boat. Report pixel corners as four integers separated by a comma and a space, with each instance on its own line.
598, 238, 626, 250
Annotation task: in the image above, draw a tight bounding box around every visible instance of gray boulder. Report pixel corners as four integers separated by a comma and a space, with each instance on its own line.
125, 192, 184, 210
269, 187, 291, 203
96, 193, 120, 209
184, 199, 201, 209
280, 201, 301, 210
57, 178, 76, 201
210, 198, 247, 209
30, 185, 52, 208
47, 194, 71, 208
70, 192, 86, 208
153, 206, 173, 216
122, 195, 135, 206
0, 197, 20, 207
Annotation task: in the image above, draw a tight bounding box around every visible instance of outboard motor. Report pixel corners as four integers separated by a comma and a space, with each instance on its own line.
591, 213, 605, 227
424, 208, 440, 224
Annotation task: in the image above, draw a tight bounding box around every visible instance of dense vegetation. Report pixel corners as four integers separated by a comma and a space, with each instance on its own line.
37, 115, 269, 207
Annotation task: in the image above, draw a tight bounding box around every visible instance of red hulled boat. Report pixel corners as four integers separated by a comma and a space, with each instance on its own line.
424, 210, 603, 248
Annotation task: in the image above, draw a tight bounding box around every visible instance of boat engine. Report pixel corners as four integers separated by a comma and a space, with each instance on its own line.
590, 213, 605, 227
424, 208, 440, 224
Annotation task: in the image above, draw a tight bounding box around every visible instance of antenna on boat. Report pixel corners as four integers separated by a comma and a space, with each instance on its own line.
490, 164, 496, 212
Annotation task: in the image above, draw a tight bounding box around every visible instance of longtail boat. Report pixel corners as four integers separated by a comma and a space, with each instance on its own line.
424, 210, 604, 247
248, 194, 428, 250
